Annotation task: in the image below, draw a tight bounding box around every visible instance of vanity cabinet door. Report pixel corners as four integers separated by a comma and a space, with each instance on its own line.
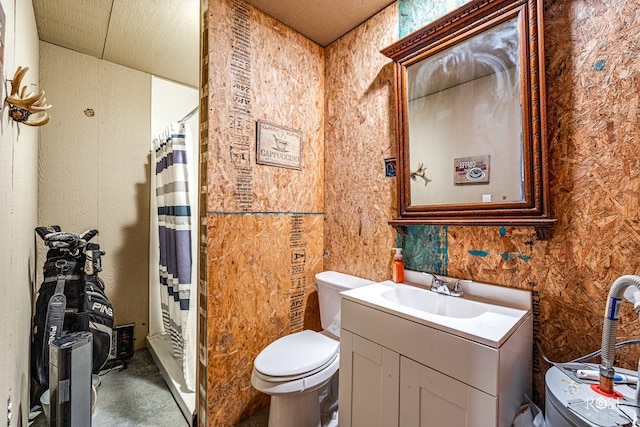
339, 330, 400, 427
399, 357, 496, 427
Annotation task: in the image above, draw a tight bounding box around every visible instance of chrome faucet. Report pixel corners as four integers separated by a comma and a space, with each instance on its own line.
423, 273, 463, 297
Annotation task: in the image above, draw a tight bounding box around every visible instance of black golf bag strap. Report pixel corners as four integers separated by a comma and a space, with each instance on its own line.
42, 261, 69, 373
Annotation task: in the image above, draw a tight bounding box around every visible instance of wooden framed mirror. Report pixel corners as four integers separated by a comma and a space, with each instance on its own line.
382, 0, 555, 239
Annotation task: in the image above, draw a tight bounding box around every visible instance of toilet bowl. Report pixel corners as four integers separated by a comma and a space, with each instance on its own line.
251, 271, 374, 427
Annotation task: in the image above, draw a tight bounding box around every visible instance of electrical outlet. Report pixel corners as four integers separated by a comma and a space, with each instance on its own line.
109, 324, 135, 361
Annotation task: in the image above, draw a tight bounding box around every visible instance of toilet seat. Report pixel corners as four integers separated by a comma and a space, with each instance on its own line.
254, 352, 338, 383
252, 330, 340, 394
254, 330, 339, 379
251, 353, 339, 395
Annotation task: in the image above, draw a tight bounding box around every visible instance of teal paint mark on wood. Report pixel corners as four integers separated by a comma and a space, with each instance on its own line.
500, 252, 516, 261
518, 254, 532, 262
468, 250, 489, 257
401, 225, 448, 275
594, 59, 606, 71
500, 252, 532, 262
499, 226, 507, 237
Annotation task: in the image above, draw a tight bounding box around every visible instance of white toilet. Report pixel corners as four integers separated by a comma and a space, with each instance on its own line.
251, 271, 373, 427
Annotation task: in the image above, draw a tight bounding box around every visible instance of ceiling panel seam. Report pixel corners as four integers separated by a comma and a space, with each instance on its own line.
100, 0, 116, 59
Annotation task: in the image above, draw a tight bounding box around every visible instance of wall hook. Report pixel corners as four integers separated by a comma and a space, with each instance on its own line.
410, 162, 431, 186
6, 66, 52, 126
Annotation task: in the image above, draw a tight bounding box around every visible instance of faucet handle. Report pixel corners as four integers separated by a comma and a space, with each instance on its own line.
452, 280, 468, 297
423, 272, 442, 286
453, 280, 462, 293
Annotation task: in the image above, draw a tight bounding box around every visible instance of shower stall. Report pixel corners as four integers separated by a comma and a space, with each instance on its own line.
148, 76, 199, 424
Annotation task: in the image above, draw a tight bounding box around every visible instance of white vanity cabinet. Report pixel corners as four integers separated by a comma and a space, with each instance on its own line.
339, 330, 400, 427
339, 282, 532, 427
399, 356, 496, 427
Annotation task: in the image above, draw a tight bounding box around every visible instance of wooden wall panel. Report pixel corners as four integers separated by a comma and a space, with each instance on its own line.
206, 0, 324, 215
323, 5, 399, 282
206, 214, 323, 423
204, 0, 324, 424
533, 0, 640, 400
198, 1, 210, 424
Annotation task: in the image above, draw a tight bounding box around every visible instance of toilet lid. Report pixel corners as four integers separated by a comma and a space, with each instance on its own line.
254, 330, 339, 377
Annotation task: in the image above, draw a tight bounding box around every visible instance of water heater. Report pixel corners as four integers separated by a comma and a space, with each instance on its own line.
49, 331, 93, 426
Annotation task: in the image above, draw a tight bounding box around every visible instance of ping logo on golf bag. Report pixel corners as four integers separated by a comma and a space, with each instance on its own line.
47, 325, 57, 345
92, 301, 113, 317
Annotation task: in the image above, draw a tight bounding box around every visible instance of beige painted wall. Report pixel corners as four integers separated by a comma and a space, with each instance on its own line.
0, 1, 40, 425
409, 68, 522, 205
38, 42, 151, 349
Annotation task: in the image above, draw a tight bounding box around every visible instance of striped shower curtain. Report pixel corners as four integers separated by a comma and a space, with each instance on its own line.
153, 122, 194, 389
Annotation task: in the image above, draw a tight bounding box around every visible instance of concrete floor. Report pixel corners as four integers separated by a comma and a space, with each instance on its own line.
30, 347, 269, 427
31, 348, 187, 426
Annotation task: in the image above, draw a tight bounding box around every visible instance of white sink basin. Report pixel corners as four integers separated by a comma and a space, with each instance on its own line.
381, 287, 488, 318
341, 280, 531, 346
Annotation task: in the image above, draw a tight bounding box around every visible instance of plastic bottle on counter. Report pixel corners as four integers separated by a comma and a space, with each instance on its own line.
392, 248, 404, 283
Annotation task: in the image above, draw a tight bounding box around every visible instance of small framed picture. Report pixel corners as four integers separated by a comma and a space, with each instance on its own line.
256, 120, 302, 170
384, 158, 396, 177
454, 155, 490, 184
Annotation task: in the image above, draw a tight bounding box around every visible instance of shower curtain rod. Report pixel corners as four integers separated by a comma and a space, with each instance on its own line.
178, 106, 199, 123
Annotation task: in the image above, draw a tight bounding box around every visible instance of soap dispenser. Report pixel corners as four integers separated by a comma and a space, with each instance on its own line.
392, 248, 404, 283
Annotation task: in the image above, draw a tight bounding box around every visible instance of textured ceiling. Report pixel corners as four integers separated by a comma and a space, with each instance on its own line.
244, 0, 395, 47
33, 0, 394, 87
33, 0, 200, 87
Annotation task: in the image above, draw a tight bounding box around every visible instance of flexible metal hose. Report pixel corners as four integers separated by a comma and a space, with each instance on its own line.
637, 358, 640, 419
600, 275, 640, 393
536, 338, 640, 365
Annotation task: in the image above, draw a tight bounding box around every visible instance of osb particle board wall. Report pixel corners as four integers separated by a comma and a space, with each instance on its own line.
540, 0, 640, 380
204, 0, 324, 424
323, 4, 399, 282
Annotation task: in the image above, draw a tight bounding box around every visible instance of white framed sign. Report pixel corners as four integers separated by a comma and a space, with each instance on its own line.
256, 120, 302, 170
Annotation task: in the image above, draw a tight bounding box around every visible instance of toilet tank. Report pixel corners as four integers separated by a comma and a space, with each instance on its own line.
316, 271, 373, 333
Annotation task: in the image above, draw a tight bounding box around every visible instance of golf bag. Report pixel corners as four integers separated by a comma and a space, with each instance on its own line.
31, 226, 114, 389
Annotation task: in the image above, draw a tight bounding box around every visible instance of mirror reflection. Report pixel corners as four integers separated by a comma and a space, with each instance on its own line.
407, 17, 523, 206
